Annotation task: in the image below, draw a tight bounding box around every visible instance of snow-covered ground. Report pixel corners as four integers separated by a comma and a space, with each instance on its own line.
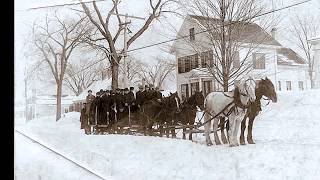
15, 90, 320, 180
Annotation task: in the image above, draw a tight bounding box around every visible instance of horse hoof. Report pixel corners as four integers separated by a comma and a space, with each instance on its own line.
229, 144, 236, 147
240, 142, 246, 145
207, 142, 213, 146
248, 141, 255, 144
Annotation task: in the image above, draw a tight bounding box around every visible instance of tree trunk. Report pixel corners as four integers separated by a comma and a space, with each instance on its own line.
223, 75, 229, 92
111, 62, 119, 90
56, 82, 62, 121
309, 71, 315, 89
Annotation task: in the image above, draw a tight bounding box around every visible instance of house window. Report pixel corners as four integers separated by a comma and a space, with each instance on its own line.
278, 81, 281, 91
185, 56, 191, 72
286, 81, 292, 91
181, 84, 189, 101
191, 54, 199, 69
178, 57, 185, 73
202, 80, 212, 96
191, 82, 199, 95
253, 53, 266, 69
189, 28, 195, 41
298, 81, 304, 91
201, 50, 213, 68
232, 51, 240, 68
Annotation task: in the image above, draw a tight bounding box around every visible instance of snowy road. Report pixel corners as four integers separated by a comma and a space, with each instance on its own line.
15, 90, 320, 180
14, 131, 109, 180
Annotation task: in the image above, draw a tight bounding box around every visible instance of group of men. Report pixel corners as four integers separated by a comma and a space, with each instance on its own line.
80, 85, 163, 134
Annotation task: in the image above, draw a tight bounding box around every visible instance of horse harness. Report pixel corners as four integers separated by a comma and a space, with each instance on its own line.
194, 87, 251, 129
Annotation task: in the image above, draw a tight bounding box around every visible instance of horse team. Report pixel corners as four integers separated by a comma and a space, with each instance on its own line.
80, 77, 277, 147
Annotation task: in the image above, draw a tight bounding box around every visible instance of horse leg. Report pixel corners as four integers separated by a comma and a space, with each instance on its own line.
171, 120, 176, 138
240, 114, 248, 145
233, 116, 242, 146
247, 116, 256, 144
188, 126, 193, 141
165, 122, 170, 138
228, 114, 236, 147
182, 128, 186, 139
219, 117, 228, 144
204, 113, 213, 146
159, 123, 163, 137
213, 118, 221, 145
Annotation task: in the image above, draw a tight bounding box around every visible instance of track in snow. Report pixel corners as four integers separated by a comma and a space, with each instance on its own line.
15, 130, 111, 180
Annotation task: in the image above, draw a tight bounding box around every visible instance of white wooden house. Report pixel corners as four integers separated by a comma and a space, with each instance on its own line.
170, 15, 309, 100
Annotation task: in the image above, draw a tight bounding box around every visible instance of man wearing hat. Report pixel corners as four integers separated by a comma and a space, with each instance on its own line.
108, 90, 117, 128
143, 85, 151, 101
86, 90, 95, 128
155, 87, 163, 100
90, 91, 102, 127
100, 90, 110, 125
80, 103, 90, 134
136, 85, 144, 108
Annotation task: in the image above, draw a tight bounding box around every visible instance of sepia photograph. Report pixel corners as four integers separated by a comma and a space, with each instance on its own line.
14, 0, 320, 179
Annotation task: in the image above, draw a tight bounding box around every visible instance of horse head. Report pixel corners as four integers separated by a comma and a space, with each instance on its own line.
258, 77, 277, 102
166, 91, 181, 112
192, 91, 205, 110
238, 77, 256, 104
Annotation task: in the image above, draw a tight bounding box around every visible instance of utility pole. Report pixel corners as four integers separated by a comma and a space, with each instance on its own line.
110, 12, 145, 88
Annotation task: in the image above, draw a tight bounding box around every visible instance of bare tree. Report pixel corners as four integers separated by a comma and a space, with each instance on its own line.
80, 0, 176, 90
176, 0, 277, 91
119, 55, 144, 83
23, 61, 43, 121
138, 56, 175, 89
31, 12, 91, 121
64, 59, 101, 96
289, 14, 320, 89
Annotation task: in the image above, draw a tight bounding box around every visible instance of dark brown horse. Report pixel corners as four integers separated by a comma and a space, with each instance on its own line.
140, 92, 181, 137
174, 91, 205, 140
240, 77, 277, 145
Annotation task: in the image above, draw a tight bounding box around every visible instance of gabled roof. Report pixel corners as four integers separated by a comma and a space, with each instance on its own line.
188, 15, 281, 46
276, 48, 306, 65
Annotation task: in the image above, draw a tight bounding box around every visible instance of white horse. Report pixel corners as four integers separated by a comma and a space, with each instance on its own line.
203, 77, 256, 147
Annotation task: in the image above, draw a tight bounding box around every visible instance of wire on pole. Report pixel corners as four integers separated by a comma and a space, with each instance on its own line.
61, 0, 311, 81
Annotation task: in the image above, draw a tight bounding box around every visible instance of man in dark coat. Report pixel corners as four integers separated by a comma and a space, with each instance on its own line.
86, 90, 95, 126
80, 103, 90, 134
155, 87, 163, 100
100, 90, 111, 125
125, 87, 135, 106
100, 91, 109, 125
149, 85, 157, 100
108, 90, 117, 127
143, 85, 151, 101
90, 92, 102, 126
135, 85, 144, 108
117, 88, 126, 121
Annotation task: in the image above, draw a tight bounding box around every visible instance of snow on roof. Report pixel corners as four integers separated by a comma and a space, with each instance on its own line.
309, 36, 320, 41
277, 48, 306, 65
189, 68, 211, 78
189, 15, 281, 46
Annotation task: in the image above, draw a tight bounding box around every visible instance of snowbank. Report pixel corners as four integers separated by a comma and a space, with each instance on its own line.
15, 90, 320, 180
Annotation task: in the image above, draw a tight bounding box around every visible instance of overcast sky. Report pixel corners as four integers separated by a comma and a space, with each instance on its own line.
14, 0, 320, 104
